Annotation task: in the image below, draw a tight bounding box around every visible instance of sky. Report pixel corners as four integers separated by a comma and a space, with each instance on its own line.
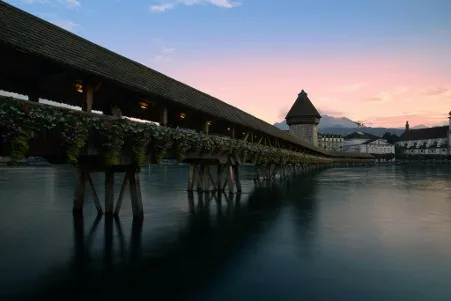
3, 0, 451, 127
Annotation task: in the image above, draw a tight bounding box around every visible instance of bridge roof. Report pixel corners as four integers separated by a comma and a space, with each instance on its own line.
0, 2, 372, 159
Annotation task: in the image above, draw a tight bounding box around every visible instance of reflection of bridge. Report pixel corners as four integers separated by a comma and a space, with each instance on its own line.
0, 2, 373, 220
10, 176, 319, 301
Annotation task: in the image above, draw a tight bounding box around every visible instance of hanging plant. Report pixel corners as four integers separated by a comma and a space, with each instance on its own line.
123, 123, 151, 166
149, 127, 173, 164
60, 118, 89, 164
0, 96, 354, 167
92, 119, 125, 165
171, 130, 192, 163
7, 129, 30, 165
199, 137, 215, 154
0, 102, 32, 165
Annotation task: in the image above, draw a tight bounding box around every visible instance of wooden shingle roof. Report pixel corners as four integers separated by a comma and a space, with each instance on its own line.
285, 90, 321, 119
0, 2, 373, 159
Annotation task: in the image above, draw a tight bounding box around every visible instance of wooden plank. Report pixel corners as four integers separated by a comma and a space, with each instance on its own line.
129, 172, 144, 219
86, 172, 103, 214
114, 172, 129, 216
104, 171, 115, 215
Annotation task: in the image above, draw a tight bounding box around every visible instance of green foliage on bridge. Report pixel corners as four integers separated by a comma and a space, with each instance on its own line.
0, 97, 328, 166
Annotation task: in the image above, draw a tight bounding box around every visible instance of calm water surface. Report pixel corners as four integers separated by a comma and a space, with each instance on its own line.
1, 165, 451, 300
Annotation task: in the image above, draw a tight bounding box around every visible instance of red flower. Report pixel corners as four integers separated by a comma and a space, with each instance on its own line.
120, 128, 124, 132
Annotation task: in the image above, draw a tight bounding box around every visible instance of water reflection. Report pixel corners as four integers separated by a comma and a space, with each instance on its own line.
3, 165, 451, 301
71, 215, 144, 268
12, 184, 298, 301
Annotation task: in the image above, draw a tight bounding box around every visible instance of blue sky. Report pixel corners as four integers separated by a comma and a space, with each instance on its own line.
3, 0, 451, 126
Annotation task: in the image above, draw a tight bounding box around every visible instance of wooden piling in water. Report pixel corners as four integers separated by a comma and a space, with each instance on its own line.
187, 163, 241, 193
72, 163, 144, 220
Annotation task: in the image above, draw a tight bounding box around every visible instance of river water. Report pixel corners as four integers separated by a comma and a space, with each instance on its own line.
0, 165, 451, 300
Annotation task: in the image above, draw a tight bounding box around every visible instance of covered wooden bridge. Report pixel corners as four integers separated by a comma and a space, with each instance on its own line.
0, 2, 373, 219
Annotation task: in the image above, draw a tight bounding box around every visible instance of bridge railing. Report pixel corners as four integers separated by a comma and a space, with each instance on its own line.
0, 96, 346, 166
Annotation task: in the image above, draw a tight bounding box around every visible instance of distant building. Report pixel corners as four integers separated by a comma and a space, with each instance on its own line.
344, 132, 395, 155
318, 133, 344, 151
396, 114, 451, 156
285, 90, 321, 146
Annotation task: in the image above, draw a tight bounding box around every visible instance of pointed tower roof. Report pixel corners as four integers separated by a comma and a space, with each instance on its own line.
285, 90, 321, 119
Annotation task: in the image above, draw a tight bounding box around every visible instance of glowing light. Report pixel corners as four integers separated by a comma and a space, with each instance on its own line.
74, 80, 83, 93
180, 112, 186, 119
139, 101, 148, 109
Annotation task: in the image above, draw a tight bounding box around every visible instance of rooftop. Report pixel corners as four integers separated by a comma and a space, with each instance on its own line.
399, 126, 449, 141
285, 90, 321, 120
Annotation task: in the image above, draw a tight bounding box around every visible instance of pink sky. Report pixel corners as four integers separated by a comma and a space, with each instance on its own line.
154, 54, 451, 128
4, 0, 451, 128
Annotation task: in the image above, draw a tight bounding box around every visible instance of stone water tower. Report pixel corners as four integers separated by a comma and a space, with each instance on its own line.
285, 90, 322, 146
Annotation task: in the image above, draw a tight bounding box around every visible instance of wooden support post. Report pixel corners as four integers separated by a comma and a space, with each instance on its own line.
196, 165, 204, 191
217, 165, 223, 191
233, 165, 242, 192
129, 172, 144, 219
83, 84, 94, 113
105, 171, 115, 215
73, 169, 86, 214
160, 107, 168, 127
231, 128, 235, 139
86, 172, 103, 214
114, 172, 129, 216
203, 165, 211, 191
205, 121, 210, 135
227, 165, 235, 193
187, 165, 195, 191
242, 132, 249, 141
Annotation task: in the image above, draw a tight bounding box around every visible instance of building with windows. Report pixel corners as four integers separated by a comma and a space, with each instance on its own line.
396, 114, 451, 156
344, 132, 395, 156
318, 134, 344, 151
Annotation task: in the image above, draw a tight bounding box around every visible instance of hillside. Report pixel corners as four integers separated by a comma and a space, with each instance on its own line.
274, 115, 407, 137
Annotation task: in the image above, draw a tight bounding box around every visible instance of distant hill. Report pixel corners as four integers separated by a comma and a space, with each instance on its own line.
317, 126, 406, 137
273, 115, 408, 137
274, 114, 357, 130
412, 124, 428, 129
